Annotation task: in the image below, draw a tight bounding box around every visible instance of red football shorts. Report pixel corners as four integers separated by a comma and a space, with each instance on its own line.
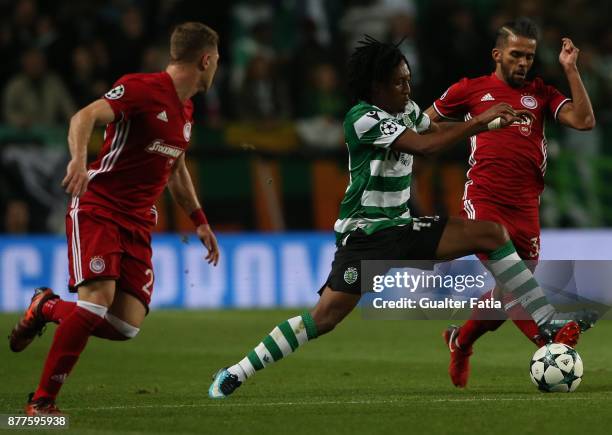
66, 205, 154, 310
462, 199, 541, 262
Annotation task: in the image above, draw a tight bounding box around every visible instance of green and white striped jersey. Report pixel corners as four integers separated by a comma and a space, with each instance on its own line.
334, 100, 431, 244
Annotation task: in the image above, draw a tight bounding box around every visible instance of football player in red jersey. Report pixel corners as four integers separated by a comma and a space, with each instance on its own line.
9, 22, 221, 414
424, 17, 597, 387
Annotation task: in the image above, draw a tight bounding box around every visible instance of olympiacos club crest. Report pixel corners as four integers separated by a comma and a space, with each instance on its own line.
520, 95, 538, 109
89, 256, 106, 274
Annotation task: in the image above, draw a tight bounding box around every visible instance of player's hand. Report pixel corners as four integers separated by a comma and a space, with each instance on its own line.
62, 159, 89, 197
197, 224, 220, 266
499, 109, 536, 127
474, 103, 523, 130
559, 38, 579, 70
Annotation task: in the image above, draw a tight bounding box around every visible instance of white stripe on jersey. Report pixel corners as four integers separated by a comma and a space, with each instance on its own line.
361, 188, 411, 208
553, 98, 571, 120
465, 113, 477, 167
463, 112, 477, 207
88, 121, 122, 179
463, 180, 473, 201
105, 121, 130, 174
463, 199, 476, 219
88, 120, 131, 181
540, 138, 547, 174
70, 206, 83, 284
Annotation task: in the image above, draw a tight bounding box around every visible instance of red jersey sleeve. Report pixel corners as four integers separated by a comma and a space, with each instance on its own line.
432, 78, 469, 120
103, 75, 150, 122
545, 84, 571, 121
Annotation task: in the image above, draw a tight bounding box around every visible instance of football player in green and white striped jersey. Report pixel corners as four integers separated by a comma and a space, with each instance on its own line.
209, 36, 595, 398
333, 99, 429, 244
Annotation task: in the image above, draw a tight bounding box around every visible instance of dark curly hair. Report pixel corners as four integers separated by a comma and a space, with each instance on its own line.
347, 35, 409, 103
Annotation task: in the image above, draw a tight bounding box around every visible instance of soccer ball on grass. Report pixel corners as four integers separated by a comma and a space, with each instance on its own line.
529, 343, 583, 392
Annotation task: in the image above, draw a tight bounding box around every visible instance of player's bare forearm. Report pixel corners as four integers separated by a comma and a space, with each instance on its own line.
392, 118, 480, 155
63, 99, 115, 197
67, 100, 115, 164
67, 111, 95, 165
557, 38, 595, 130
423, 106, 461, 135
559, 67, 595, 130
392, 103, 523, 156
168, 155, 220, 266
424, 121, 458, 134
168, 155, 201, 216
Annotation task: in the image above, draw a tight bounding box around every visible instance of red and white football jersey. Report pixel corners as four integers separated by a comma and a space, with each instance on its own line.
433, 73, 570, 208
75, 71, 194, 227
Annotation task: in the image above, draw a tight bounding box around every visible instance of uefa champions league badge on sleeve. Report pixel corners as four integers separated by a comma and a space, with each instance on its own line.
105, 84, 125, 100
379, 120, 398, 136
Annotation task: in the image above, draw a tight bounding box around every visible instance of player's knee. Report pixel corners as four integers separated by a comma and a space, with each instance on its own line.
106, 313, 140, 340
78, 280, 116, 307
478, 221, 509, 252
494, 222, 510, 246
490, 221, 510, 244
310, 305, 347, 336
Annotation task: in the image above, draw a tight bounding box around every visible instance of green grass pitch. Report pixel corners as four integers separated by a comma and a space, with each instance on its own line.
1, 310, 611, 434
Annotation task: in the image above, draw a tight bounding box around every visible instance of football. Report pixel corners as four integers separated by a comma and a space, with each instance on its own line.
530, 343, 583, 392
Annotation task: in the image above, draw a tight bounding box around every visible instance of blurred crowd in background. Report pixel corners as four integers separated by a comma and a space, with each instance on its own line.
1, 0, 611, 234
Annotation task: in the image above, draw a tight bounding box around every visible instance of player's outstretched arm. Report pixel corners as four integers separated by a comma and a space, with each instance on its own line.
168, 154, 219, 266
420, 120, 461, 134
392, 103, 525, 156
557, 38, 595, 130
424, 106, 446, 124
423, 106, 465, 134
62, 99, 115, 197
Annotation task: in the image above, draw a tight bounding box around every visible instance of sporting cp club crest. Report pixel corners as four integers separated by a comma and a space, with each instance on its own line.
105, 84, 125, 100
520, 95, 538, 109
89, 256, 106, 274
343, 267, 358, 285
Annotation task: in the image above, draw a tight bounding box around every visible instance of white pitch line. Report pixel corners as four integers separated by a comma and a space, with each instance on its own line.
64, 396, 584, 411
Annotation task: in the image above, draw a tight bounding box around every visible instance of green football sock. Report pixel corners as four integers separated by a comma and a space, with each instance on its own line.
228, 312, 318, 382
488, 241, 555, 325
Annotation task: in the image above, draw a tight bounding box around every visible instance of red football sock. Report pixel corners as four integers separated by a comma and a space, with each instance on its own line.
41, 299, 76, 324
33, 306, 102, 401
503, 296, 541, 345
92, 319, 129, 341
457, 289, 507, 349
41, 299, 129, 341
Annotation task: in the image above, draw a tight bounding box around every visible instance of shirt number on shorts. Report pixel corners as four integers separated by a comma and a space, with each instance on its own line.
142, 269, 154, 295
529, 237, 540, 258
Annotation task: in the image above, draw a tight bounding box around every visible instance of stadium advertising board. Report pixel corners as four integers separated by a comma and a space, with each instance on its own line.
1, 231, 611, 311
